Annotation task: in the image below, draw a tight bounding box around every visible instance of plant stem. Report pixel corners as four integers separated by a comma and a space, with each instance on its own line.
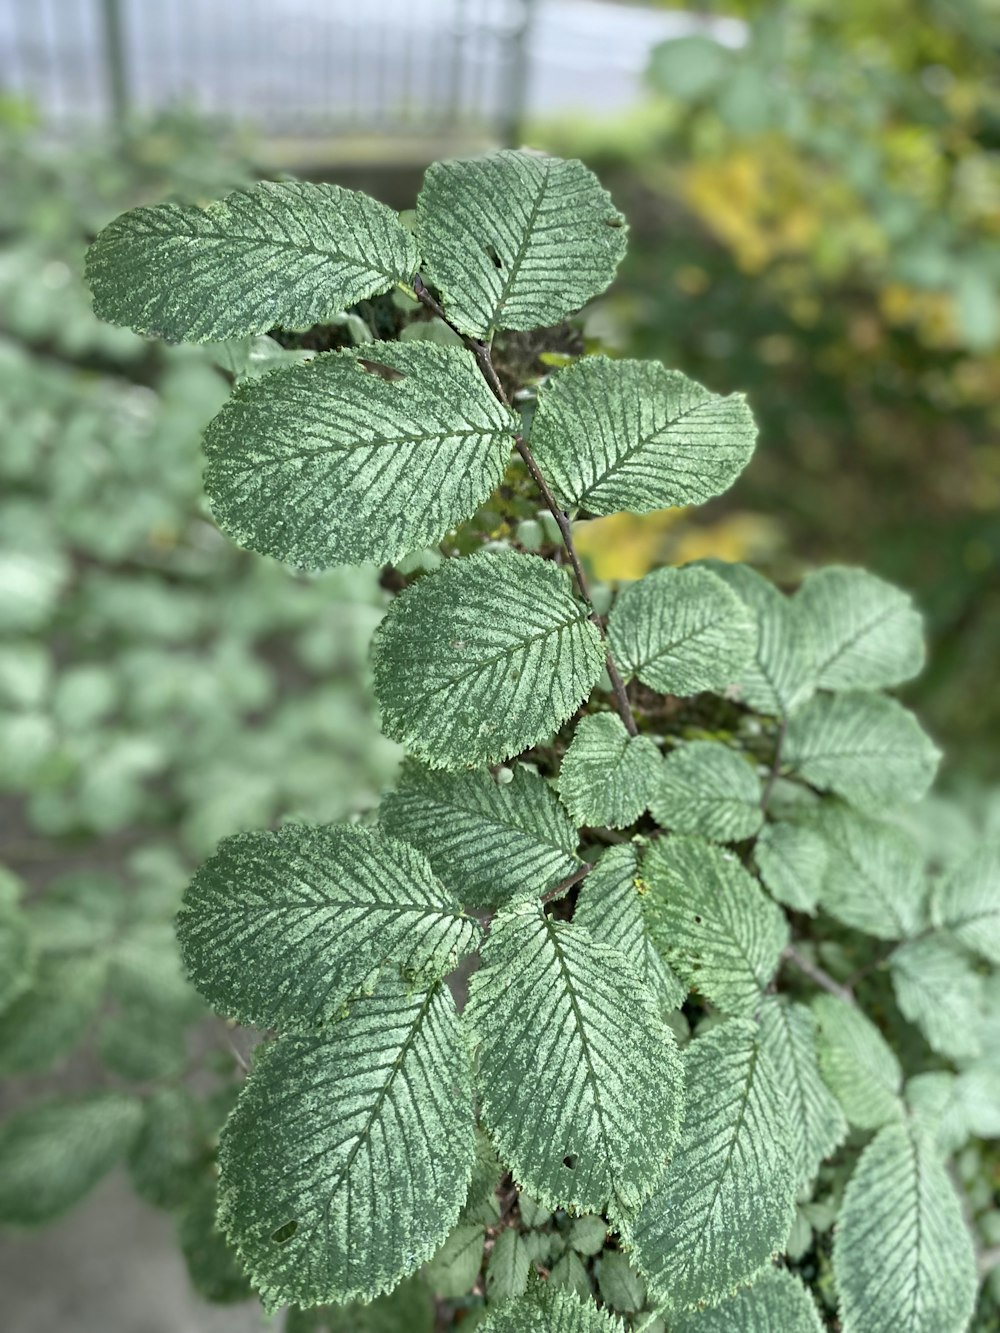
540, 862, 592, 906
411, 274, 639, 736
760, 718, 786, 812
782, 943, 855, 1005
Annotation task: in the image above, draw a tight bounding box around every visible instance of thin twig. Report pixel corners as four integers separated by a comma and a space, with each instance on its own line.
781, 943, 855, 1005
412, 275, 639, 736
760, 718, 787, 812
541, 862, 592, 906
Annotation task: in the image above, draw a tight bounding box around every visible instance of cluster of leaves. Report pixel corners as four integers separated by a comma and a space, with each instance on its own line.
0, 111, 400, 1306
64, 144, 1000, 1331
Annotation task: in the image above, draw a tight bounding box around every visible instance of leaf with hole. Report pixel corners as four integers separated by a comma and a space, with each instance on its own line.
466, 902, 683, 1216
416, 150, 627, 337
217, 974, 475, 1310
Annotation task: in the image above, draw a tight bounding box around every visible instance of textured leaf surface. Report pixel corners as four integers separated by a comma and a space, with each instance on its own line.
557, 713, 661, 829
642, 836, 788, 1015
754, 820, 828, 914
423, 1222, 485, 1298
373, 551, 604, 769
812, 995, 903, 1130
833, 1123, 977, 1333
671, 1267, 825, 1333
607, 566, 756, 696
629, 1020, 796, 1311
785, 693, 939, 809
381, 759, 580, 908
175, 1176, 255, 1304
651, 740, 763, 841
86, 180, 417, 342
890, 935, 984, 1061
529, 357, 756, 516
796, 566, 925, 691
218, 975, 475, 1309
0, 1093, 142, 1225
574, 844, 687, 1012
203, 342, 516, 569
467, 903, 683, 1215
597, 1251, 645, 1312
759, 996, 847, 1188
478, 1287, 624, 1332
416, 150, 627, 337
810, 805, 926, 939
486, 1227, 532, 1301
178, 824, 477, 1032
932, 842, 1000, 965
705, 560, 816, 716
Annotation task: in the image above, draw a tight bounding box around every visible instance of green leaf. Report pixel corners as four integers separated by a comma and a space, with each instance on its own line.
380, 759, 580, 909
529, 357, 756, 516
812, 995, 903, 1130
286, 1279, 435, 1332
796, 566, 925, 691
574, 844, 687, 1013
890, 934, 984, 1062
423, 1221, 486, 1299
703, 561, 816, 717
784, 693, 940, 809
833, 1122, 977, 1333
178, 823, 477, 1032
286, 1281, 434, 1332
648, 34, 734, 101
650, 740, 763, 841
177, 1176, 254, 1305
905, 1072, 973, 1157
203, 343, 516, 570
641, 836, 788, 1016
809, 805, 926, 939
416, 150, 627, 338
127, 1088, 207, 1211
86, 180, 417, 342
211, 333, 315, 381
0, 897, 32, 1012
669, 1266, 824, 1332
549, 1249, 592, 1297
0, 1093, 142, 1225
372, 551, 604, 769
0, 951, 106, 1074
607, 565, 756, 697
486, 1227, 532, 1302
758, 996, 847, 1189
569, 1215, 608, 1256
597, 1251, 645, 1312
754, 820, 828, 914
629, 1020, 796, 1312
557, 713, 661, 829
466, 902, 683, 1216
932, 842, 1000, 965
478, 1286, 624, 1332
217, 974, 475, 1310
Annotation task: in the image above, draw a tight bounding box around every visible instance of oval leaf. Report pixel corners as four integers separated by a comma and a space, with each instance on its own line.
530, 357, 756, 516
558, 712, 661, 829
218, 976, 475, 1310
416, 150, 627, 337
178, 824, 478, 1032
466, 903, 684, 1216
372, 551, 605, 769
203, 342, 516, 569
796, 566, 925, 691
86, 180, 417, 342
651, 739, 763, 842
607, 565, 756, 697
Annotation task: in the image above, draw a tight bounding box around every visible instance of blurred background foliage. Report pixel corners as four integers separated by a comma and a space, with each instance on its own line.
0, 0, 999, 1324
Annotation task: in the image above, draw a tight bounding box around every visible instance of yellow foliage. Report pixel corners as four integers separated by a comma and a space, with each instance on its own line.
574, 509, 781, 581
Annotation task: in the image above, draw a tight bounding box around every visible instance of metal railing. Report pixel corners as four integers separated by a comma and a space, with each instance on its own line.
0, 0, 536, 142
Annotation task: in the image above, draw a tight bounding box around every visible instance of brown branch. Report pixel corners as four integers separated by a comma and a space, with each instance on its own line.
541, 862, 592, 906
781, 943, 855, 1005
412, 274, 638, 736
